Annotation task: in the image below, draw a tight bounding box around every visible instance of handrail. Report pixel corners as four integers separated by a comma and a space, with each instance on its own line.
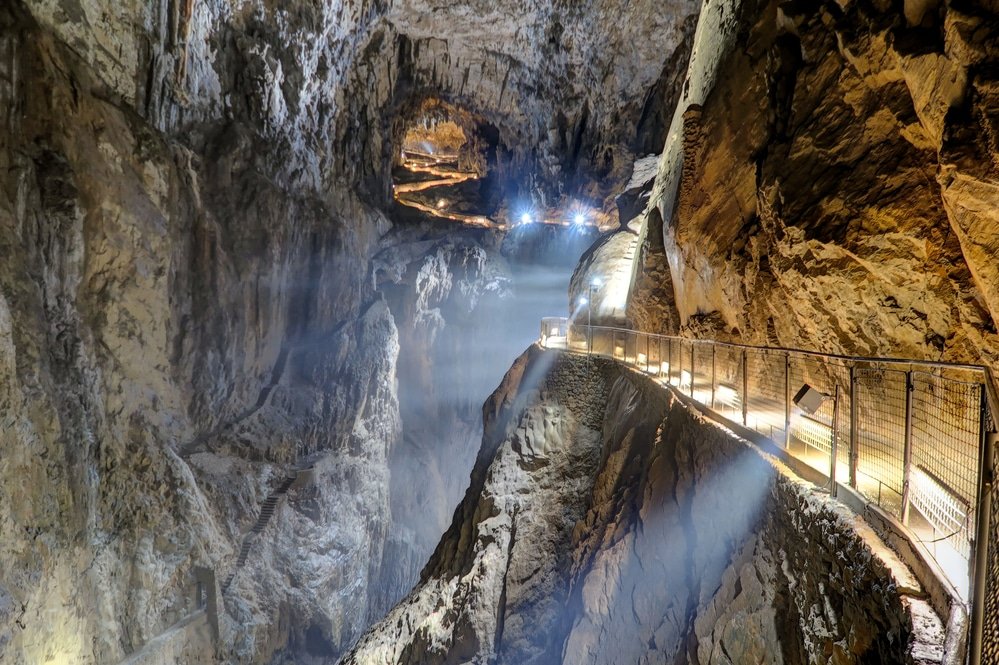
579, 323, 993, 376
544, 317, 999, 665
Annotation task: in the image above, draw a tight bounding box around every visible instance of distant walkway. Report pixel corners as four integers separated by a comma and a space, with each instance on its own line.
221, 452, 321, 594
392, 149, 604, 230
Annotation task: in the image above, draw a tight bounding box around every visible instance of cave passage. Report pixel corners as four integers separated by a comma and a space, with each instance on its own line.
391, 98, 609, 231
7, 0, 998, 662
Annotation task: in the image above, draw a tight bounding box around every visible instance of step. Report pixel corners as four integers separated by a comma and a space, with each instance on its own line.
221, 474, 302, 596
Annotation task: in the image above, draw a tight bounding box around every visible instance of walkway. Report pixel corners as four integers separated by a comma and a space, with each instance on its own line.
221, 453, 320, 594
540, 318, 999, 663
392, 149, 606, 230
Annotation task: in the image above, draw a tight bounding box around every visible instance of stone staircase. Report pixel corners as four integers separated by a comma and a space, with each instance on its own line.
221, 473, 299, 593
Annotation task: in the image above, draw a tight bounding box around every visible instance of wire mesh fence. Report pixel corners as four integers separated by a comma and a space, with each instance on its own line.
713, 345, 744, 423
854, 368, 907, 519
911, 373, 980, 561
693, 342, 714, 404
746, 349, 788, 444
550, 322, 994, 618
983, 397, 999, 663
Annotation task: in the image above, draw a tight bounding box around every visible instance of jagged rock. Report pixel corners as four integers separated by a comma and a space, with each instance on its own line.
342, 349, 942, 664
631, 0, 999, 372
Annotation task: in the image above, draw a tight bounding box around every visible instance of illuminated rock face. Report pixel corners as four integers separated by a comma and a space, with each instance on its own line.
630, 0, 999, 372
0, 0, 653, 661
343, 349, 942, 664
18, 0, 698, 207
2, 0, 651, 658
0, 6, 406, 661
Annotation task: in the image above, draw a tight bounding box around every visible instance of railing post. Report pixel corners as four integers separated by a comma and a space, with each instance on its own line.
849, 365, 858, 488
711, 345, 717, 409
901, 370, 914, 525
646, 333, 651, 372
690, 342, 696, 398
784, 352, 791, 446
969, 385, 994, 665
742, 350, 749, 426
830, 383, 841, 498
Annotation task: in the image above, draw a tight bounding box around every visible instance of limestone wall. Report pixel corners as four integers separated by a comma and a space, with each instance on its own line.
629, 0, 999, 375
343, 348, 945, 664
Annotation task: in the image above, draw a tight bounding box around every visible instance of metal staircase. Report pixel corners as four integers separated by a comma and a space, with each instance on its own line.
221, 473, 298, 593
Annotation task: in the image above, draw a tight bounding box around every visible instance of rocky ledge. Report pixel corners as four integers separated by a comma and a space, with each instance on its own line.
342, 347, 945, 665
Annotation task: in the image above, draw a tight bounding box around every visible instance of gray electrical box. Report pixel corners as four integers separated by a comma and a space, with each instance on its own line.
793, 384, 827, 415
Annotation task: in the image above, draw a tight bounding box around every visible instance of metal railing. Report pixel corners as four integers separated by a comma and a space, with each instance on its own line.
541, 318, 999, 664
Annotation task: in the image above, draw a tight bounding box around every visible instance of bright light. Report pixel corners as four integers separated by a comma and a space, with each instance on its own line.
791, 415, 832, 454
520, 212, 532, 224
716, 385, 739, 406
436, 198, 447, 209
591, 277, 602, 288
659, 361, 670, 376
680, 370, 691, 387
578, 297, 588, 306
574, 213, 586, 225
910, 467, 968, 543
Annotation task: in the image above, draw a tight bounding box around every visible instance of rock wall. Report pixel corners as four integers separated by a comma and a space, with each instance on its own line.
372, 223, 515, 615
370, 219, 599, 620
0, 3, 410, 662
0, 0, 708, 659
20, 0, 699, 209
630, 0, 999, 373
342, 348, 942, 664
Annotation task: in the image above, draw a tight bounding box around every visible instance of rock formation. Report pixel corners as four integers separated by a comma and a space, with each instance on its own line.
343, 348, 944, 664
629, 0, 999, 374
1, 0, 674, 659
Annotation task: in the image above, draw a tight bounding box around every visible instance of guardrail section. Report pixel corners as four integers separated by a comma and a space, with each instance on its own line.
540, 319, 995, 619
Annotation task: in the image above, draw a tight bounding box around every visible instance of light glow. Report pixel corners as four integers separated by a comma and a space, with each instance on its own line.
574, 213, 586, 225
791, 415, 832, 454
520, 212, 532, 224
715, 384, 739, 406
680, 370, 691, 388
659, 361, 670, 376
910, 467, 968, 545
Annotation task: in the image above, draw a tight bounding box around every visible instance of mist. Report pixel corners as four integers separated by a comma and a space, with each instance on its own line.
377, 219, 601, 613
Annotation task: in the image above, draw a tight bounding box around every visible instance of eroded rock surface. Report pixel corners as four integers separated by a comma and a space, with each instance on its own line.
343, 349, 941, 664
630, 0, 999, 374
0, 4, 408, 661
0, 0, 620, 660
